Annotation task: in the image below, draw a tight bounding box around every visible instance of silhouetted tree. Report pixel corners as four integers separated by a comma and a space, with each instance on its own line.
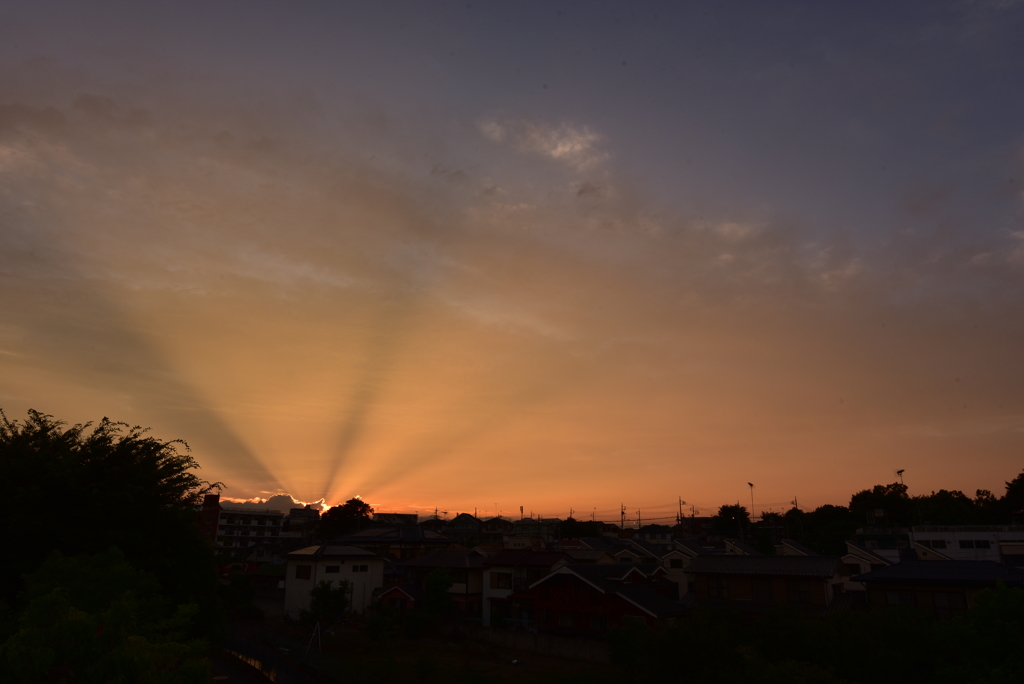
422, 569, 454, 620
975, 488, 1003, 523
712, 504, 750, 539
849, 482, 911, 526
317, 497, 374, 540
559, 516, 603, 539
1005, 469, 1024, 520
0, 409, 221, 638
913, 489, 979, 525
302, 579, 350, 626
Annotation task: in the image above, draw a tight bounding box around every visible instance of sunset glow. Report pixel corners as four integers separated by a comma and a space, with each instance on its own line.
2, 2, 1022, 519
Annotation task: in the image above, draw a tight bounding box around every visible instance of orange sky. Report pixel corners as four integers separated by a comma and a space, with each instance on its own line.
2, 3, 1023, 520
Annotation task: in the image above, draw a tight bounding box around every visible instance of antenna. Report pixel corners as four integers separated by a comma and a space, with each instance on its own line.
678, 497, 686, 525
520, 505, 524, 520
791, 496, 799, 511
620, 504, 626, 531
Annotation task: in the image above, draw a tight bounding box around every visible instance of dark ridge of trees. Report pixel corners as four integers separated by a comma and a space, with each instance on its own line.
560, 516, 604, 539
316, 496, 374, 541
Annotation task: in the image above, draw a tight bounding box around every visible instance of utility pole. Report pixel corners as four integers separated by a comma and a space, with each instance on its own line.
748, 482, 755, 521
620, 504, 626, 532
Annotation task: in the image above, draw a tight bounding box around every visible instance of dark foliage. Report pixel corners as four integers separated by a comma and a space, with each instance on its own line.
608, 583, 1024, 684
711, 504, 750, 539
317, 496, 374, 540
0, 410, 221, 612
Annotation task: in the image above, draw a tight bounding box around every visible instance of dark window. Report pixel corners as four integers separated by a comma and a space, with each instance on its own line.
295, 565, 312, 580
931, 539, 946, 549
325, 565, 340, 574
959, 540, 975, 549
490, 572, 513, 589
708, 576, 727, 600
975, 540, 991, 549
670, 559, 683, 569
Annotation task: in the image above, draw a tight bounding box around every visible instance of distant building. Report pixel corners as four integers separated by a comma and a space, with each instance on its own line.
445, 513, 482, 547
332, 525, 452, 561
480, 516, 515, 544
373, 513, 419, 525
512, 517, 561, 542
216, 504, 284, 556
198, 494, 222, 544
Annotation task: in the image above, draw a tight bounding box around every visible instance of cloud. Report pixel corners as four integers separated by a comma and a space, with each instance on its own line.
478, 117, 608, 172
220, 493, 327, 513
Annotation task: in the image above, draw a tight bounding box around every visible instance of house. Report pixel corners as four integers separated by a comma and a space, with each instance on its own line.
480, 516, 515, 544
851, 560, 1024, 618
284, 545, 385, 618
375, 583, 423, 614
686, 555, 845, 615
564, 548, 617, 564
512, 517, 562, 542
446, 513, 482, 547
724, 539, 762, 556
775, 539, 818, 557
482, 549, 570, 627
401, 549, 487, 621
332, 525, 453, 561
635, 524, 674, 552
531, 563, 685, 636
505, 536, 545, 551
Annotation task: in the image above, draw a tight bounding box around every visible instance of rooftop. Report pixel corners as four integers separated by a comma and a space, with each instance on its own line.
686, 555, 841, 578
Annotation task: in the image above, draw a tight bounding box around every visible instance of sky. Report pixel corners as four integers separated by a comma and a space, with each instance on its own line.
1, 1, 1023, 522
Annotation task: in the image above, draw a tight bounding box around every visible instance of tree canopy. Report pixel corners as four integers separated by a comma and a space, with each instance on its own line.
0, 409, 222, 636
317, 497, 375, 540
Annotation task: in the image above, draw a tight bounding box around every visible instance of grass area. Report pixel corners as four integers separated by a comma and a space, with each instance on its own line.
231, 620, 613, 684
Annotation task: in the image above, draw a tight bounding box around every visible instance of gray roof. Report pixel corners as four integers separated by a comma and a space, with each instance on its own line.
335, 525, 451, 543
287, 544, 378, 559
851, 561, 1024, 586
686, 555, 841, 578
564, 549, 613, 562
531, 564, 680, 618
674, 539, 707, 557
630, 539, 667, 559
725, 539, 763, 556
483, 549, 569, 568
780, 539, 818, 556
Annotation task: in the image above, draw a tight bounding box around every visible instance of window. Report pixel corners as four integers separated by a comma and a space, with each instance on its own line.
670, 559, 683, 569
490, 572, 513, 590
325, 565, 340, 574
352, 564, 369, 572
975, 540, 991, 549
708, 576, 727, 600
885, 590, 917, 607
259, 518, 266, 525
751, 577, 774, 604
931, 539, 946, 549
295, 565, 312, 580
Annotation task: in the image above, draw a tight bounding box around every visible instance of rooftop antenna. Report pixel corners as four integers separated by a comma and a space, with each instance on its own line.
895, 469, 906, 486
620, 504, 626, 531
592, 507, 596, 522
520, 505, 524, 520
791, 497, 799, 511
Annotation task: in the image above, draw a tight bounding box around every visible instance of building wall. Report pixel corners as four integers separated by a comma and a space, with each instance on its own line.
533, 574, 654, 634
284, 557, 384, 618
912, 526, 1024, 562
693, 573, 831, 607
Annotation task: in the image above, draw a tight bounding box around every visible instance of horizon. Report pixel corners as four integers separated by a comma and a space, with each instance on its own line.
2, 2, 1023, 516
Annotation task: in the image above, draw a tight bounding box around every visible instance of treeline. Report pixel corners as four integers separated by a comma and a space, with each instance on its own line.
0, 410, 222, 683
713, 471, 1024, 556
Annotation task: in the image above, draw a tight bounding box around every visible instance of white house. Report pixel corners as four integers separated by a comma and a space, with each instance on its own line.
284, 545, 384, 618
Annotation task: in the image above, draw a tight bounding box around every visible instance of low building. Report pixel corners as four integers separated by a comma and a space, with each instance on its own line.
911, 525, 1024, 562
284, 545, 385, 618
686, 555, 845, 615
851, 560, 1024, 618
481, 549, 570, 627
531, 563, 684, 636
446, 513, 482, 547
